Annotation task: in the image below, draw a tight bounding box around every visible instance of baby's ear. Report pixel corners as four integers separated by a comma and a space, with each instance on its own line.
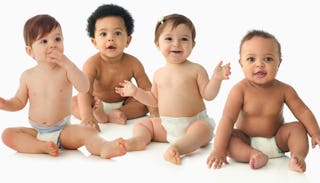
25, 46, 33, 57
155, 41, 160, 50
126, 36, 132, 47
238, 59, 243, 67
91, 38, 97, 47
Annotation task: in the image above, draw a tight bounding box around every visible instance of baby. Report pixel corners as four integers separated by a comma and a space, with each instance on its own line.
207, 30, 320, 172
1, 14, 126, 158
115, 14, 231, 164
72, 4, 157, 131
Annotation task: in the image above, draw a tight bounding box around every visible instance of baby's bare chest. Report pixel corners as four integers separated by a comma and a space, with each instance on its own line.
96, 68, 134, 88
243, 93, 284, 116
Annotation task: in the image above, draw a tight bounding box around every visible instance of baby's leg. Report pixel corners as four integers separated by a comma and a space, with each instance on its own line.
124, 118, 157, 151
119, 97, 148, 120
276, 122, 308, 172
61, 125, 126, 158
100, 138, 127, 159
164, 145, 181, 164
165, 120, 213, 164
2, 127, 59, 156
249, 151, 268, 169
289, 155, 306, 173
228, 130, 268, 169
107, 109, 127, 124
92, 97, 108, 123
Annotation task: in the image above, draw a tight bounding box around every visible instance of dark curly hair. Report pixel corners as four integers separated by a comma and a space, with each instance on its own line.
87, 4, 134, 38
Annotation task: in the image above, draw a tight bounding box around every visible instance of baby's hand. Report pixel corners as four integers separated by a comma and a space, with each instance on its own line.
311, 132, 320, 148
0, 97, 6, 109
115, 80, 137, 97
213, 61, 231, 80
81, 117, 100, 132
47, 50, 68, 66
207, 149, 229, 169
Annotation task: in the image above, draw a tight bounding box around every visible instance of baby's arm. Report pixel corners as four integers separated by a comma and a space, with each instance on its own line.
64, 59, 89, 93
285, 85, 320, 148
115, 80, 157, 107
77, 61, 100, 131
200, 61, 231, 100
0, 72, 28, 111
207, 84, 242, 169
47, 50, 89, 92
132, 61, 159, 117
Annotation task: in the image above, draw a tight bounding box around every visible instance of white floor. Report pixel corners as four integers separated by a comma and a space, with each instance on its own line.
0, 115, 318, 183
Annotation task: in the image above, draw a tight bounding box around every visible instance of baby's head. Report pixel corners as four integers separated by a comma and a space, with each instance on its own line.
239, 30, 282, 85
154, 14, 196, 45
87, 4, 134, 38
23, 14, 61, 47
240, 30, 282, 61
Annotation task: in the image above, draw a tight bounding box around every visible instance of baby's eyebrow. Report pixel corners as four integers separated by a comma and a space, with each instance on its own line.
264, 53, 275, 57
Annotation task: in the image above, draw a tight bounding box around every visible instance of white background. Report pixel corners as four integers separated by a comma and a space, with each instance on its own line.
0, 0, 319, 182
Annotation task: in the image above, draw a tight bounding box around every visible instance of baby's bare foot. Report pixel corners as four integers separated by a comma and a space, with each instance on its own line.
100, 138, 126, 159
289, 156, 306, 173
93, 97, 108, 123
249, 152, 268, 169
164, 146, 181, 165
46, 141, 59, 157
108, 110, 127, 124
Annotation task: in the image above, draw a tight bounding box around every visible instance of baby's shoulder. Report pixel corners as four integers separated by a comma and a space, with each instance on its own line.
187, 61, 204, 69
232, 79, 247, 90
274, 80, 296, 93
123, 53, 143, 65
84, 54, 100, 66
21, 66, 38, 77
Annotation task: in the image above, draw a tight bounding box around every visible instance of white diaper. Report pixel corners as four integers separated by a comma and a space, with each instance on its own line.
102, 101, 124, 113
161, 110, 215, 144
29, 116, 70, 149
37, 131, 61, 144
250, 137, 284, 158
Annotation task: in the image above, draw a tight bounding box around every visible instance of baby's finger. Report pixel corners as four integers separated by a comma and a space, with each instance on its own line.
207, 158, 215, 168
213, 159, 222, 169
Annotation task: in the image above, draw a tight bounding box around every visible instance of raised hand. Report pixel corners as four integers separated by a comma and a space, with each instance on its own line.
115, 80, 137, 97
213, 61, 231, 80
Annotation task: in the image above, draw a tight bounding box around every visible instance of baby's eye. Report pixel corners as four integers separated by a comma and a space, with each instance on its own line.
99, 32, 107, 37
264, 57, 273, 62
181, 37, 189, 42
164, 37, 173, 41
40, 39, 48, 44
55, 37, 62, 42
114, 31, 122, 36
247, 57, 255, 62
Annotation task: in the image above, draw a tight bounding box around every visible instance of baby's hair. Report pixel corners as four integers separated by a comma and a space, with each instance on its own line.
87, 4, 134, 38
154, 14, 196, 44
240, 30, 282, 60
23, 14, 60, 46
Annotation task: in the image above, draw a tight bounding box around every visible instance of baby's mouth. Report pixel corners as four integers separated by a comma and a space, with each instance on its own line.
255, 71, 267, 78
107, 45, 116, 49
171, 50, 182, 54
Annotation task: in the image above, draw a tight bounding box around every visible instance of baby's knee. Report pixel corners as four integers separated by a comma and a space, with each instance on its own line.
2, 128, 16, 146
290, 122, 307, 134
